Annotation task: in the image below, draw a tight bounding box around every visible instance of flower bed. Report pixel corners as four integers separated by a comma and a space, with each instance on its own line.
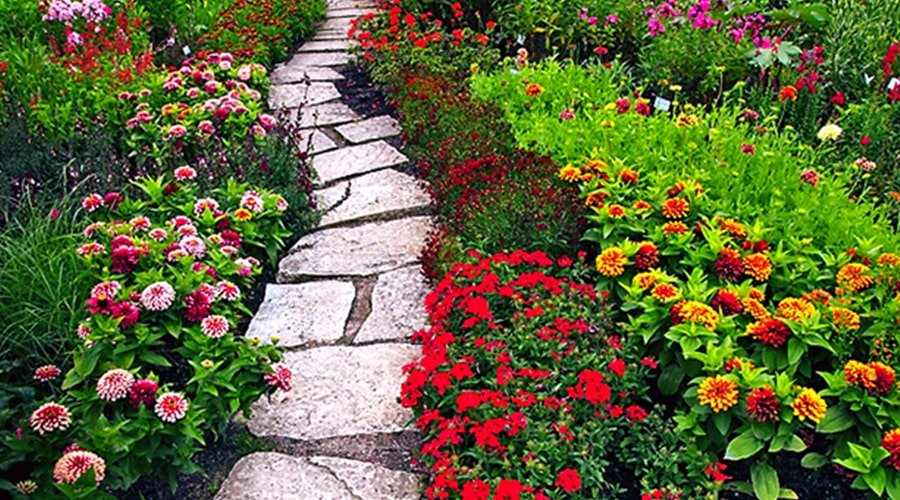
351, 0, 900, 497
5, 171, 293, 496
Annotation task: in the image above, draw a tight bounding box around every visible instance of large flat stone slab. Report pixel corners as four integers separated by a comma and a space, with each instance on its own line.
271, 66, 345, 84
328, 8, 373, 18
335, 115, 401, 144
297, 39, 355, 52
268, 82, 341, 108
216, 453, 419, 500
306, 129, 339, 154
316, 169, 430, 227
246, 282, 354, 346
320, 18, 355, 31
355, 266, 428, 343
313, 140, 408, 185
294, 102, 359, 128
248, 344, 419, 439
287, 51, 354, 67
278, 217, 431, 281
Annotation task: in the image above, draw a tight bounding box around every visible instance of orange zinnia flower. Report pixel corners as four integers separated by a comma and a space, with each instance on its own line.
878, 253, 900, 267
844, 360, 876, 389
779, 85, 798, 102
633, 272, 658, 290
677, 301, 720, 330
651, 283, 680, 302
830, 307, 860, 331
776, 297, 815, 322
791, 388, 827, 423
607, 204, 626, 218
744, 253, 772, 281
596, 247, 627, 277
662, 222, 688, 236
883, 429, 900, 470
558, 165, 581, 182
697, 376, 738, 413
525, 83, 544, 96
836, 263, 873, 293
660, 198, 690, 219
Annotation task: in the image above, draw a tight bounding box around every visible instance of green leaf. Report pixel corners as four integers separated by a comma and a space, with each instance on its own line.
864, 467, 887, 496
784, 434, 807, 452
725, 430, 765, 461
713, 412, 731, 436
139, 351, 172, 367
658, 363, 684, 396
817, 405, 855, 433
800, 452, 830, 469
778, 488, 799, 499
751, 462, 780, 500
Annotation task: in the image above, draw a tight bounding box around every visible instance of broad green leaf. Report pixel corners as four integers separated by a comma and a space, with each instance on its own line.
725, 430, 764, 461
751, 462, 780, 500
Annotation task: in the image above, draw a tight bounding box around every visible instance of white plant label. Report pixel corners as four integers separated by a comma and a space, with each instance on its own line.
182, 45, 191, 56
654, 96, 672, 112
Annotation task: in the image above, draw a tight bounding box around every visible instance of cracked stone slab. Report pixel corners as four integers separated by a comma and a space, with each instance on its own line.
271, 66, 345, 84
294, 102, 360, 128
316, 169, 430, 227
248, 344, 419, 439
328, 8, 373, 18
297, 39, 355, 52
246, 282, 354, 346
287, 51, 354, 67
313, 140, 408, 185
268, 82, 341, 108
306, 129, 339, 155
278, 217, 431, 281
216, 453, 419, 500
355, 266, 429, 343
320, 18, 355, 31
313, 32, 351, 41
335, 115, 401, 144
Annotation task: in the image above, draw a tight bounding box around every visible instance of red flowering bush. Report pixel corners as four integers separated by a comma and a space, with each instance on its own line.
198, 0, 325, 67
5, 171, 293, 495
404, 250, 717, 498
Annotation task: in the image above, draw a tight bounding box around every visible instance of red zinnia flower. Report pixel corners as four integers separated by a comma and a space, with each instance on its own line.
746, 385, 780, 422
711, 289, 742, 315
53, 450, 106, 485
634, 242, 659, 271
715, 248, 745, 282
34, 365, 61, 382
96, 369, 135, 401
883, 428, 900, 470
555, 469, 581, 492
129, 378, 158, 409
154, 392, 188, 423
746, 318, 792, 347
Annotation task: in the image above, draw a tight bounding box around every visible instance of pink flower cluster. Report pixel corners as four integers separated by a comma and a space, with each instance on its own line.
43, 0, 112, 23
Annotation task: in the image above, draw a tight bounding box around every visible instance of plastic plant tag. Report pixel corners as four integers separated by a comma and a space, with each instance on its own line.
182, 45, 191, 56
654, 96, 672, 112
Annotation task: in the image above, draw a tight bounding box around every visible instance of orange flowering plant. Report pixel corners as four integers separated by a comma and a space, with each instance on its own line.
473, 60, 900, 497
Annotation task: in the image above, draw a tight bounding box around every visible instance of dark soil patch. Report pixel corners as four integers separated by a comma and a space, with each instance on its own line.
720, 450, 860, 499
336, 64, 395, 118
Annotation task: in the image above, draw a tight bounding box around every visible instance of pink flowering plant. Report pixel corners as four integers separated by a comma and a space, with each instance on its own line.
120, 51, 274, 167
5, 170, 293, 494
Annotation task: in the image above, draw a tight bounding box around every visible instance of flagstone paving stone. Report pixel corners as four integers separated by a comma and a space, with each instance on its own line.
270, 66, 345, 84
278, 217, 432, 281
247, 344, 419, 439
315, 169, 430, 227
216, 453, 419, 500
297, 39, 355, 52
287, 51, 354, 67
335, 115, 401, 143
355, 266, 429, 343
312, 140, 408, 184
295, 101, 359, 128
268, 82, 341, 108
245, 282, 355, 346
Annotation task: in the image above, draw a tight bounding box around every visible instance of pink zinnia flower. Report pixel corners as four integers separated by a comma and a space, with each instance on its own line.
53, 450, 106, 485
183, 290, 211, 323
180, 236, 207, 258
96, 369, 135, 401
265, 363, 293, 391
140, 282, 176, 311
81, 193, 103, 212
155, 392, 188, 422
240, 191, 265, 213
559, 109, 575, 120
198, 120, 216, 135
216, 281, 241, 301
130, 216, 150, 231
194, 198, 220, 217
258, 114, 277, 131
201, 315, 229, 338
276, 196, 288, 212
77, 324, 92, 339
800, 169, 820, 186
77, 242, 105, 257
91, 281, 121, 300
148, 228, 168, 241
34, 365, 61, 382
129, 378, 158, 409
235, 258, 254, 277
174, 166, 197, 180
167, 125, 188, 138
30, 402, 72, 434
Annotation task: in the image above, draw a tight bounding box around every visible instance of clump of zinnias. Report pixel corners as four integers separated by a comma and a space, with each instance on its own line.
404, 250, 714, 497
6, 173, 294, 494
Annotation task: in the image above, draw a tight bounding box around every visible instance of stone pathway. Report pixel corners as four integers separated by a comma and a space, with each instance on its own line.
216, 1, 429, 498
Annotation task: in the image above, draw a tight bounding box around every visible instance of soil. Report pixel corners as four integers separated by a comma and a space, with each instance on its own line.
336, 64, 395, 119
